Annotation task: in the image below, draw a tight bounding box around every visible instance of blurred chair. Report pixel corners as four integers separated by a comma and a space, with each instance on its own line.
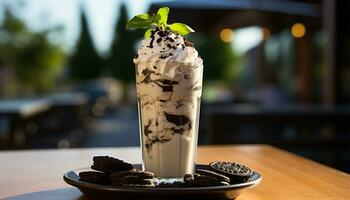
27, 92, 90, 149
0, 99, 51, 149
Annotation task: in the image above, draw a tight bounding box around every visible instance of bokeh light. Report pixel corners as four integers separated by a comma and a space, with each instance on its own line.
291, 23, 306, 38
220, 28, 234, 43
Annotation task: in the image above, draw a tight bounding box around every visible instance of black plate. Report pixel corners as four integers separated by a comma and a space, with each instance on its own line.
63, 164, 262, 200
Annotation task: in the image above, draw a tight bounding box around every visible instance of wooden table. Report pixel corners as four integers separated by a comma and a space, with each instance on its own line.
0, 145, 349, 200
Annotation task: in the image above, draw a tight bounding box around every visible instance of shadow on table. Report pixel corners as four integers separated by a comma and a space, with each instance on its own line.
3, 188, 86, 200
3, 187, 235, 200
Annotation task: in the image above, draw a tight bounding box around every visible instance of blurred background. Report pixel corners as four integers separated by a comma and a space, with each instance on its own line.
0, 0, 349, 173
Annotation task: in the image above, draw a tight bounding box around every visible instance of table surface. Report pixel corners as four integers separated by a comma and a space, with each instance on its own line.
0, 145, 349, 200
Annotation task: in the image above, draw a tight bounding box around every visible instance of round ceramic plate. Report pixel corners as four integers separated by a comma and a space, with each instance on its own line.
63, 164, 262, 200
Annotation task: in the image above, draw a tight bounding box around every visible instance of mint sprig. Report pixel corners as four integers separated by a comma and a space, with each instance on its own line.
157, 7, 169, 26
126, 7, 195, 37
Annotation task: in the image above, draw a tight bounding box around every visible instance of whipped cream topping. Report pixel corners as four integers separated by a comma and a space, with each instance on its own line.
134, 29, 203, 78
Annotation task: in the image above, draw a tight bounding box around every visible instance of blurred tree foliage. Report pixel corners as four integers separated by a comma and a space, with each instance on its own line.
69, 8, 104, 80
0, 8, 65, 92
108, 3, 142, 83
193, 34, 238, 81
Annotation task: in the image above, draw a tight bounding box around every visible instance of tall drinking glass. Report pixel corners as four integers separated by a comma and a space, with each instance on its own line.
135, 60, 203, 178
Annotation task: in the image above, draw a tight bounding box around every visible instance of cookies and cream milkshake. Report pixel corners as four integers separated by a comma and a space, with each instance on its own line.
134, 28, 203, 178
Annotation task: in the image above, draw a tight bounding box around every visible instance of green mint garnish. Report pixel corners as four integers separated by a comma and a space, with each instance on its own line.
126, 7, 195, 38
126, 14, 154, 29
169, 23, 194, 36
144, 29, 153, 38
157, 7, 169, 25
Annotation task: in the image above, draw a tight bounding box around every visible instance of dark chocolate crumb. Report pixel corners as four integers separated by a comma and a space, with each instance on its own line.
140, 71, 153, 84
155, 79, 179, 92
158, 79, 179, 85
165, 113, 191, 126
147, 30, 156, 48
142, 68, 153, 76
159, 53, 174, 59
141, 76, 151, 84
157, 30, 170, 37
161, 86, 174, 92
145, 135, 173, 150
144, 120, 153, 136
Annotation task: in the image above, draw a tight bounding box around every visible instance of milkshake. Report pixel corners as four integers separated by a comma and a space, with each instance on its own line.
134, 28, 203, 178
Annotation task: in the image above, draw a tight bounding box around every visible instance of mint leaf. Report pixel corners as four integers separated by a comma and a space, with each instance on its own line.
150, 14, 161, 24
144, 29, 153, 38
126, 14, 153, 29
157, 7, 169, 25
169, 23, 195, 35
127, 7, 196, 38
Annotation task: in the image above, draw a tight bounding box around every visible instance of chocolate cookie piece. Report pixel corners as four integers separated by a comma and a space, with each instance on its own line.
183, 174, 196, 187
194, 175, 230, 187
164, 113, 191, 126
196, 169, 230, 183
79, 171, 110, 185
91, 156, 133, 173
183, 174, 195, 185
111, 170, 155, 188
183, 173, 229, 187
112, 179, 155, 188
111, 170, 154, 180
209, 161, 252, 183
112, 178, 154, 186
